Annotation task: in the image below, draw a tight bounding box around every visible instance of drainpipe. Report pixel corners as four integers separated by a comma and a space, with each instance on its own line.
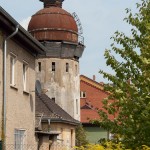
2, 25, 19, 147
48, 119, 51, 132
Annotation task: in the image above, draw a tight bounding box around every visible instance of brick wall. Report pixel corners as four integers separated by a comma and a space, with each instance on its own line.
80, 80, 108, 109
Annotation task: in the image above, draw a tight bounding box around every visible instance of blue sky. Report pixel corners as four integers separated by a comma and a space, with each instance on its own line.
1, 0, 140, 82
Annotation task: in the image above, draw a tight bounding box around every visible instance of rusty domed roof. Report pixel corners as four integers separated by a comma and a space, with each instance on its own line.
28, 6, 78, 43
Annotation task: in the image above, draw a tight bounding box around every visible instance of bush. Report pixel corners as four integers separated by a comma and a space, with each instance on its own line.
74, 142, 150, 150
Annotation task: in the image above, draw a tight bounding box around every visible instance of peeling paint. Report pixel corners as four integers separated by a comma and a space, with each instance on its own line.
36, 58, 80, 121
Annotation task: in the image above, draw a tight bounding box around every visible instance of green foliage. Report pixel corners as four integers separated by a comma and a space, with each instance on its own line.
93, 0, 150, 149
74, 142, 150, 150
75, 124, 89, 147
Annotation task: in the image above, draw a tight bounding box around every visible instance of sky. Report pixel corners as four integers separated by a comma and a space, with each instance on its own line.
1, 0, 140, 82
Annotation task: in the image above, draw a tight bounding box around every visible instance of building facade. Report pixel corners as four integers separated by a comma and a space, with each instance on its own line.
35, 93, 79, 150
0, 7, 45, 148
80, 75, 115, 143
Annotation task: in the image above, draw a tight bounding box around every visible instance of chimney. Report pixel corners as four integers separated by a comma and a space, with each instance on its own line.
93, 75, 96, 81
100, 82, 104, 85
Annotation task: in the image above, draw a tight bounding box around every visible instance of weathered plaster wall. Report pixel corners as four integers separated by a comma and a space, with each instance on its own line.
36, 58, 80, 121
41, 122, 76, 149
4, 39, 36, 146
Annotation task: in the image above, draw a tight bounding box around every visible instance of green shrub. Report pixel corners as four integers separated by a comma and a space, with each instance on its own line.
74, 142, 150, 150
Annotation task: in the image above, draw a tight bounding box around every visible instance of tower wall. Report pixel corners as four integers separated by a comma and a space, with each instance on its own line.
36, 58, 80, 120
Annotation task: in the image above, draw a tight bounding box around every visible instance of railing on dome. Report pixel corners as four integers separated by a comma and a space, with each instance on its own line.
72, 12, 84, 45
78, 35, 84, 45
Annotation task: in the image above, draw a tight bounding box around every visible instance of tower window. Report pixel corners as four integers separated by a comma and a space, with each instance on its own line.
38, 62, 41, 72
75, 65, 78, 75
66, 63, 69, 72
52, 62, 55, 71
52, 97, 55, 103
76, 99, 78, 114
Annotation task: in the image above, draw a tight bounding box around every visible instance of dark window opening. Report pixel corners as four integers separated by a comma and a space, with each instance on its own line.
83, 92, 86, 98
38, 62, 41, 72
80, 91, 86, 98
52, 62, 55, 71
66, 63, 69, 72
76, 99, 78, 114
75, 65, 78, 75
52, 97, 55, 103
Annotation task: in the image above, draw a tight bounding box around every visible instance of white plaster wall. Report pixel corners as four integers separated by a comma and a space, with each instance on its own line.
36, 58, 80, 121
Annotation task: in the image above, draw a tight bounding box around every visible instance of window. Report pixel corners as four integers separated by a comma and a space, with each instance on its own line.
71, 129, 73, 147
52, 97, 55, 103
75, 65, 78, 75
14, 129, 26, 150
80, 91, 86, 98
66, 63, 69, 72
10, 54, 16, 85
38, 62, 41, 72
23, 62, 28, 91
52, 62, 55, 71
76, 99, 78, 114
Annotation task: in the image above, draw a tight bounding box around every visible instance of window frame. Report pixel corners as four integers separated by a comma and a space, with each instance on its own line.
75, 64, 78, 76
80, 91, 86, 98
52, 62, 55, 72
66, 63, 69, 72
10, 53, 17, 86
14, 129, 26, 150
76, 99, 78, 114
23, 61, 28, 92
38, 62, 41, 72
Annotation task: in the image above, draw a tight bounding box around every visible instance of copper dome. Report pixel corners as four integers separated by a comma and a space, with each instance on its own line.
28, 7, 78, 43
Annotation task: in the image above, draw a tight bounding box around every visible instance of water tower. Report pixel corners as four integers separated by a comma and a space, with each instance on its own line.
28, 0, 84, 120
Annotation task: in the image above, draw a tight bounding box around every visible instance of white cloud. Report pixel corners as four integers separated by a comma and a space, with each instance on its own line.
20, 17, 31, 30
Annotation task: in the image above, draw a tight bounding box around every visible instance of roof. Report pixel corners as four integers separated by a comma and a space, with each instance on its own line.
28, 6, 78, 43
0, 6, 46, 55
35, 131, 60, 135
35, 93, 80, 126
81, 108, 100, 123
80, 75, 104, 91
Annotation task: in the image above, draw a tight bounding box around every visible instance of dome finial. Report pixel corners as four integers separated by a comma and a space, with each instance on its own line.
40, 0, 64, 8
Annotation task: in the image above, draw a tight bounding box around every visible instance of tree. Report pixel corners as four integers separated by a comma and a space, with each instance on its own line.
94, 0, 150, 149
75, 124, 89, 147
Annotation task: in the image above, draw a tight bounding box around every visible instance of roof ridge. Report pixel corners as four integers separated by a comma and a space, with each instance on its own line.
80, 75, 110, 95
80, 75, 104, 86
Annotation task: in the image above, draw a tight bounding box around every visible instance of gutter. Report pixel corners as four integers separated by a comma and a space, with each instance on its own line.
42, 118, 80, 126
0, 7, 46, 55
2, 25, 19, 147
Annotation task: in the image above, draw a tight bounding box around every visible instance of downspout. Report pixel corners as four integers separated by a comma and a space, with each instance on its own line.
48, 119, 51, 132
2, 25, 19, 147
